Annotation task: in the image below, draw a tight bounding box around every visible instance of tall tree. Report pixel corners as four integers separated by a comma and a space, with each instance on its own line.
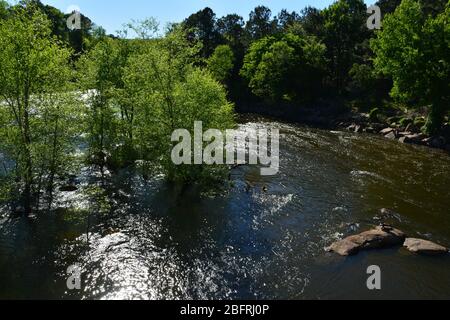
183, 7, 222, 58
246, 6, 277, 40
241, 33, 326, 103
123, 27, 235, 183
0, 4, 78, 213
376, 0, 402, 15
300, 6, 325, 38
276, 9, 301, 31
77, 37, 127, 169
217, 14, 245, 52
321, 0, 368, 94
372, 0, 450, 134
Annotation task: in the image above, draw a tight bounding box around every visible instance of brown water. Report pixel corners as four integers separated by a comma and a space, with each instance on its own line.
1, 116, 449, 299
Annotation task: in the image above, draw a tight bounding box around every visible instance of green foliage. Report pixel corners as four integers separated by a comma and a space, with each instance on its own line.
77, 36, 132, 169
376, 0, 402, 15
0, 5, 80, 211
277, 9, 301, 31
246, 6, 277, 40
122, 17, 160, 39
241, 33, 326, 102
15, 0, 94, 55
372, 0, 450, 134
321, 0, 368, 93
414, 116, 427, 132
217, 14, 245, 53
207, 45, 235, 83
183, 7, 222, 58
0, 0, 8, 19
398, 117, 413, 128
122, 27, 235, 183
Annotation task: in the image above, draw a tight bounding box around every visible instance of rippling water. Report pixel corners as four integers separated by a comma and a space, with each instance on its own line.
1, 115, 450, 299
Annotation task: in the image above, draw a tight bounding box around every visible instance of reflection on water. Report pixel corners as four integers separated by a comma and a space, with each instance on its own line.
1, 115, 450, 299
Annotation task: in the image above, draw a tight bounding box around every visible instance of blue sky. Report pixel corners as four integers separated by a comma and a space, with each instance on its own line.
32, 0, 372, 35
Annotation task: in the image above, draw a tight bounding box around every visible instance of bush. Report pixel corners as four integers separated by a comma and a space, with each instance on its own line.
399, 117, 414, 129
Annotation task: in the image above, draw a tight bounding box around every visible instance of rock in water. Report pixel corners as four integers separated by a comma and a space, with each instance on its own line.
385, 132, 397, 140
404, 238, 448, 256
326, 226, 406, 256
326, 238, 361, 256
380, 127, 394, 135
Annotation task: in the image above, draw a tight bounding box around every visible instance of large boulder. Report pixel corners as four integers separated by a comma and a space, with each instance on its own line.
380, 127, 395, 135
326, 226, 406, 256
326, 238, 361, 256
385, 131, 397, 140
404, 238, 448, 256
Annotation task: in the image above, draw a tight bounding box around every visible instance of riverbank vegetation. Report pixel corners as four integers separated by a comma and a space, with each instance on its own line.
0, 0, 449, 215
0, 1, 235, 214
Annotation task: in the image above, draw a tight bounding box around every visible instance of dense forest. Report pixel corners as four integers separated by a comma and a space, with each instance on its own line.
0, 0, 449, 216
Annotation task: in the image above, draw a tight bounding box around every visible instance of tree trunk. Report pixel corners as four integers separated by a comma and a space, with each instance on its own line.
23, 108, 33, 216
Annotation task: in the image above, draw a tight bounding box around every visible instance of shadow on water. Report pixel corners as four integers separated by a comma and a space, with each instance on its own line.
1, 115, 450, 299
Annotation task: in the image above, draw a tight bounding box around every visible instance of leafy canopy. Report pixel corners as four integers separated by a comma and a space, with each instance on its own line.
372, 0, 450, 133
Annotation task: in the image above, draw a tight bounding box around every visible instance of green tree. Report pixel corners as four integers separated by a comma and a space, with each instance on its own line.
15, 0, 94, 55
276, 9, 301, 31
217, 14, 245, 49
0, 0, 9, 19
241, 33, 326, 103
372, 0, 450, 133
0, 5, 79, 213
376, 0, 402, 15
321, 0, 368, 94
300, 6, 325, 38
207, 45, 235, 84
77, 37, 129, 169
123, 27, 235, 183
183, 7, 222, 58
246, 6, 277, 40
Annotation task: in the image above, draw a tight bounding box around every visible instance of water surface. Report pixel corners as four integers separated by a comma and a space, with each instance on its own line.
1, 115, 449, 299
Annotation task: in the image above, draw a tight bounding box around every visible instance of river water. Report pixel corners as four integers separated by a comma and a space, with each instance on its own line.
1, 115, 449, 299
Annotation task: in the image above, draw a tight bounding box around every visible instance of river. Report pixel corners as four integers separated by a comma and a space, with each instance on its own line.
1, 115, 449, 299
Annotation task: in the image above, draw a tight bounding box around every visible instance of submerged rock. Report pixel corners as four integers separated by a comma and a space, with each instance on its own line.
404, 238, 448, 256
326, 226, 406, 256
430, 136, 446, 149
60, 185, 78, 192
11, 206, 27, 217
374, 208, 403, 224
398, 132, 426, 144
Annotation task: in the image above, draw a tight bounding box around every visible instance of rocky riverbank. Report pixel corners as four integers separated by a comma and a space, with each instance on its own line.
236, 102, 450, 153
338, 112, 450, 153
